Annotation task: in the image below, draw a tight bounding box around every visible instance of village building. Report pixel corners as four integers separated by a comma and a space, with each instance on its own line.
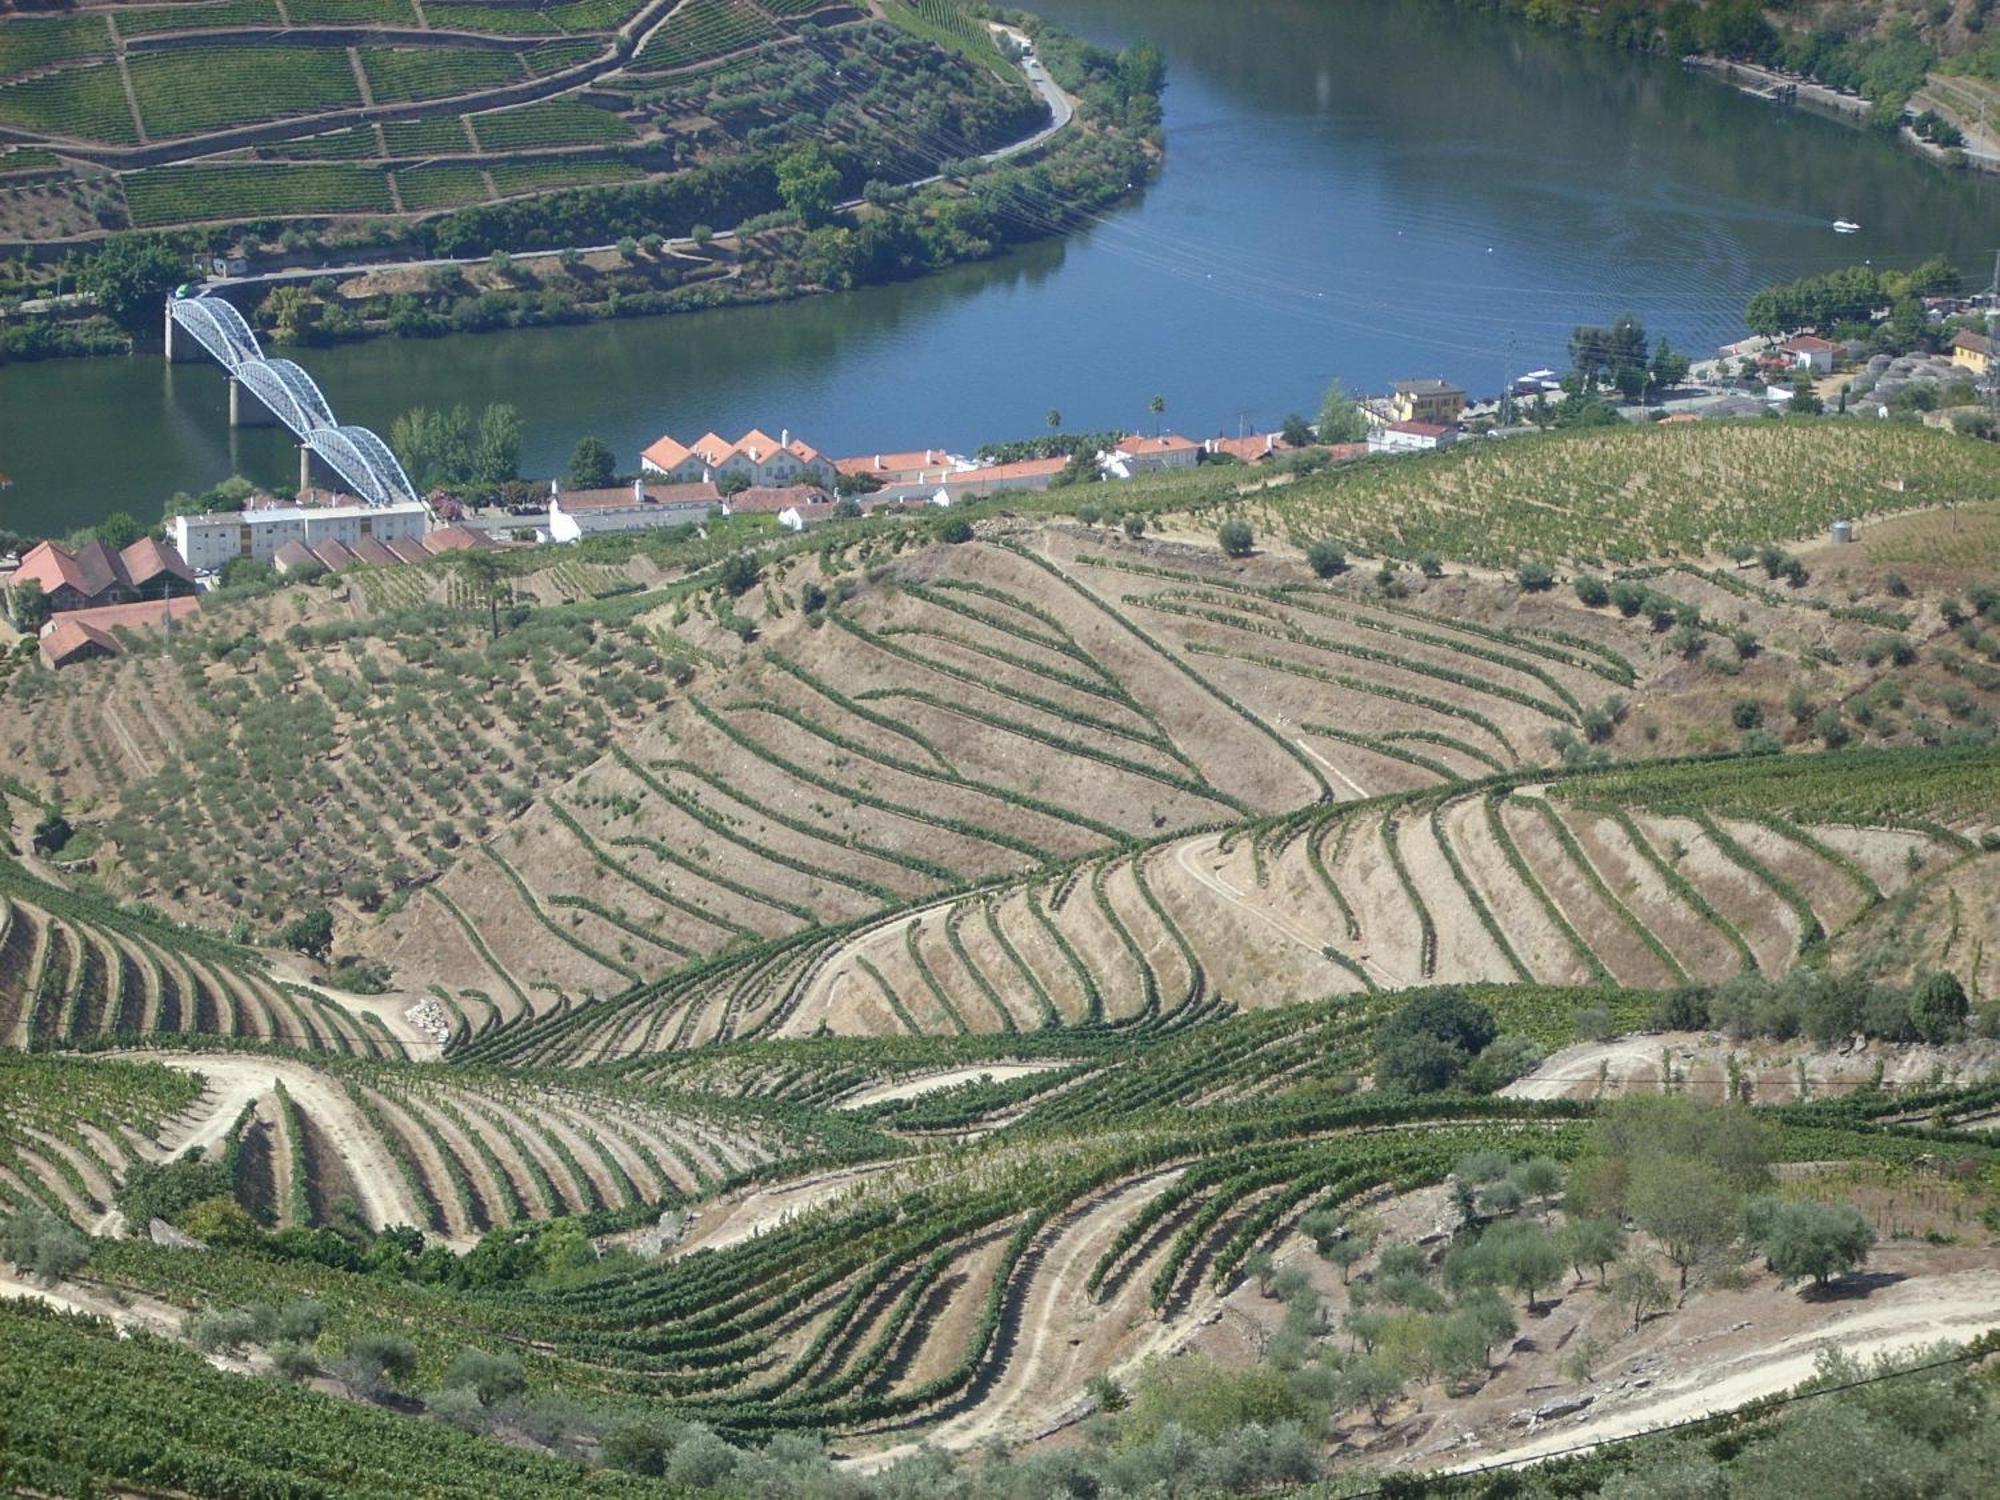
1778, 334, 1839, 375
170, 497, 429, 573
36, 596, 201, 670
8, 536, 197, 615
833, 448, 972, 491
936, 456, 1069, 500
1388, 379, 1467, 426
547, 479, 721, 544
724, 484, 832, 518
640, 429, 837, 489
1950, 329, 1994, 377
1102, 433, 1201, 480
1368, 420, 1457, 455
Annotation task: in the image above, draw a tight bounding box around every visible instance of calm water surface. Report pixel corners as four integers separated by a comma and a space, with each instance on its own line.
6, 0, 2000, 533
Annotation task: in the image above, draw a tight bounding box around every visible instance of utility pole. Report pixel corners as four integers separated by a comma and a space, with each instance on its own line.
1500, 333, 1517, 428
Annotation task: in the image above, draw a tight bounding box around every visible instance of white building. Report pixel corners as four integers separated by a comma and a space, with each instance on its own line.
171, 498, 430, 573
548, 479, 721, 543
640, 428, 836, 489
1367, 421, 1457, 455
1101, 433, 1201, 480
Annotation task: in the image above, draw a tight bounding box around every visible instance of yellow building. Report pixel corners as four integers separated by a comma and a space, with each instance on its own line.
1389, 379, 1467, 426
1950, 330, 1993, 376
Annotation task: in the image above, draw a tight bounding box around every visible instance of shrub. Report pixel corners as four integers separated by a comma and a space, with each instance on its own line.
1574, 574, 1610, 608
0, 1208, 88, 1283
1909, 970, 1970, 1043
1217, 519, 1254, 557
1122, 513, 1146, 537
1374, 989, 1499, 1094
1517, 560, 1555, 592
280, 907, 334, 960
442, 1347, 526, 1407
1755, 1199, 1874, 1289
1730, 700, 1763, 730
1306, 539, 1348, 577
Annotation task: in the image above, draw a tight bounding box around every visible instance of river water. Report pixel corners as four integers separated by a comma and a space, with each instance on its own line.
6, 0, 2000, 535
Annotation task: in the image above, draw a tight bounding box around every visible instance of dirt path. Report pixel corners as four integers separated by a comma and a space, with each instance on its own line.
264, 962, 441, 1060
136, 1052, 426, 1232
1298, 739, 1370, 799
1453, 1269, 2000, 1472
673, 1162, 904, 1257
1176, 832, 1397, 987
833, 1063, 1070, 1111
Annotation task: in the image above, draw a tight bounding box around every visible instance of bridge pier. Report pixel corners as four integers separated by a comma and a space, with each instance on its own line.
300, 444, 313, 493
229, 376, 278, 427
164, 300, 202, 363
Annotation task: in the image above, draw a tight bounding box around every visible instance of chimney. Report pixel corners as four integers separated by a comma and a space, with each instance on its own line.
549, 478, 560, 498
781, 427, 789, 447
875, 454, 882, 469
925, 449, 934, 464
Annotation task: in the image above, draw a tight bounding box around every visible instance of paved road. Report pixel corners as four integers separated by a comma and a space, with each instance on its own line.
206, 33, 1078, 296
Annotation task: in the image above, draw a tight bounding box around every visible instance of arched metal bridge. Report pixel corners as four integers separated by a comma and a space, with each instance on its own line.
167, 294, 420, 508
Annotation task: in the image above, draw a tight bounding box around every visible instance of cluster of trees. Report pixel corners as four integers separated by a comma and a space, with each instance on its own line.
1647, 968, 1977, 1049
1568, 312, 1690, 401
1372, 990, 1544, 1095
388, 403, 523, 497
1744, 258, 1959, 338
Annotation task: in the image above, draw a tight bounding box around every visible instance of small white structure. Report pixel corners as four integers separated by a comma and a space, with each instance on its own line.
1831, 519, 1854, 544
548, 478, 721, 543
1102, 433, 1200, 480
1367, 421, 1456, 455
171, 497, 429, 573
1778, 335, 1838, 375
937, 456, 1069, 500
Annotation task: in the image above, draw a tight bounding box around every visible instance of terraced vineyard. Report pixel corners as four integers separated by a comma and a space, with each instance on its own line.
0, 0, 1048, 239
2, 454, 1999, 1494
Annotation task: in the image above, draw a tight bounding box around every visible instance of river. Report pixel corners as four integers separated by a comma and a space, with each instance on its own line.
6, 0, 2000, 536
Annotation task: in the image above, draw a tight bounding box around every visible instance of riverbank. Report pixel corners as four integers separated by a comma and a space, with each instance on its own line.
0, 16, 1146, 371
1686, 55, 1995, 174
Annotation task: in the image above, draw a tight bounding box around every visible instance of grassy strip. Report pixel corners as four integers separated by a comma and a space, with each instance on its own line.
483, 845, 643, 984
1028, 882, 1100, 1022
1303, 722, 1463, 783
943, 901, 1017, 1034
980, 896, 1061, 1029
428, 888, 532, 1018
1428, 796, 1532, 981
902, 920, 969, 1036
1306, 813, 1362, 943
1691, 810, 1825, 946
1604, 806, 1758, 973
1379, 809, 1438, 979
549, 801, 757, 944
1527, 799, 1689, 984
1092, 858, 1160, 1022
854, 953, 926, 1036
610, 832, 814, 923
1131, 848, 1205, 1017
1748, 812, 1883, 907
1002, 543, 1334, 801
610, 745, 898, 904
1485, 791, 1611, 983
546, 893, 695, 960
1380, 729, 1509, 775
1184, 642, 1515, 756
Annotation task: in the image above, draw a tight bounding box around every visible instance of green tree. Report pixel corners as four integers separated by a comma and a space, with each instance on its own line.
1217, 519, 1254, 557
9, 578, 51, 633
391, 406, 474, 493
1148, 393, 1166, 434
1306, 539, 1347, 577
452, 550, 508, 641
1047, 408, 1063, 433
1761, 1201, 1874, 1290
472, 404, 522, 488
1281, 413, 1313, 448
85, 234, 186, 333
1608, 1255, 1670, 1332
442, 1348, 527, 1407
1909, 970, 1969, 1043
281, 907, 335, 962
1649, 337, 1691, 392
1318, 379, 1368, 443
1561, 1218, 1625, 1284
939, 516, 974, 544
776, 142, 841, 228
1629, 1154, 1741, 1302
568, 435, 616, 489
94, 512, 144, 550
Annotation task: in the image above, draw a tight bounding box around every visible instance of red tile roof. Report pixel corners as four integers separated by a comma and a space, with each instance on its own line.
39, 618, 119, 669
385, 538, 431, 566
311, 539, 357, 570
119, 535, 195, 587
560, 482, 719, 511
834, 450, 954, 476
944, 456, 1069, 485
59, 597, 201, 634
1385, 421, 1450, 437
1781, 335, 1838, 353
1117, 433, 1198, 456
351, 537, 399, 567
1206, 434, 1285, 464
273, 540, 321, 572
14, 539, 119, 599
421, 525, 497, 553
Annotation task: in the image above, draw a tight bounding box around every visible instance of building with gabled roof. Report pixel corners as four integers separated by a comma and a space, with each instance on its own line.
38, 617, 120, 670
641, 428, 836, 489
8, 536, 197, 615
1102, 433, 1201, 480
